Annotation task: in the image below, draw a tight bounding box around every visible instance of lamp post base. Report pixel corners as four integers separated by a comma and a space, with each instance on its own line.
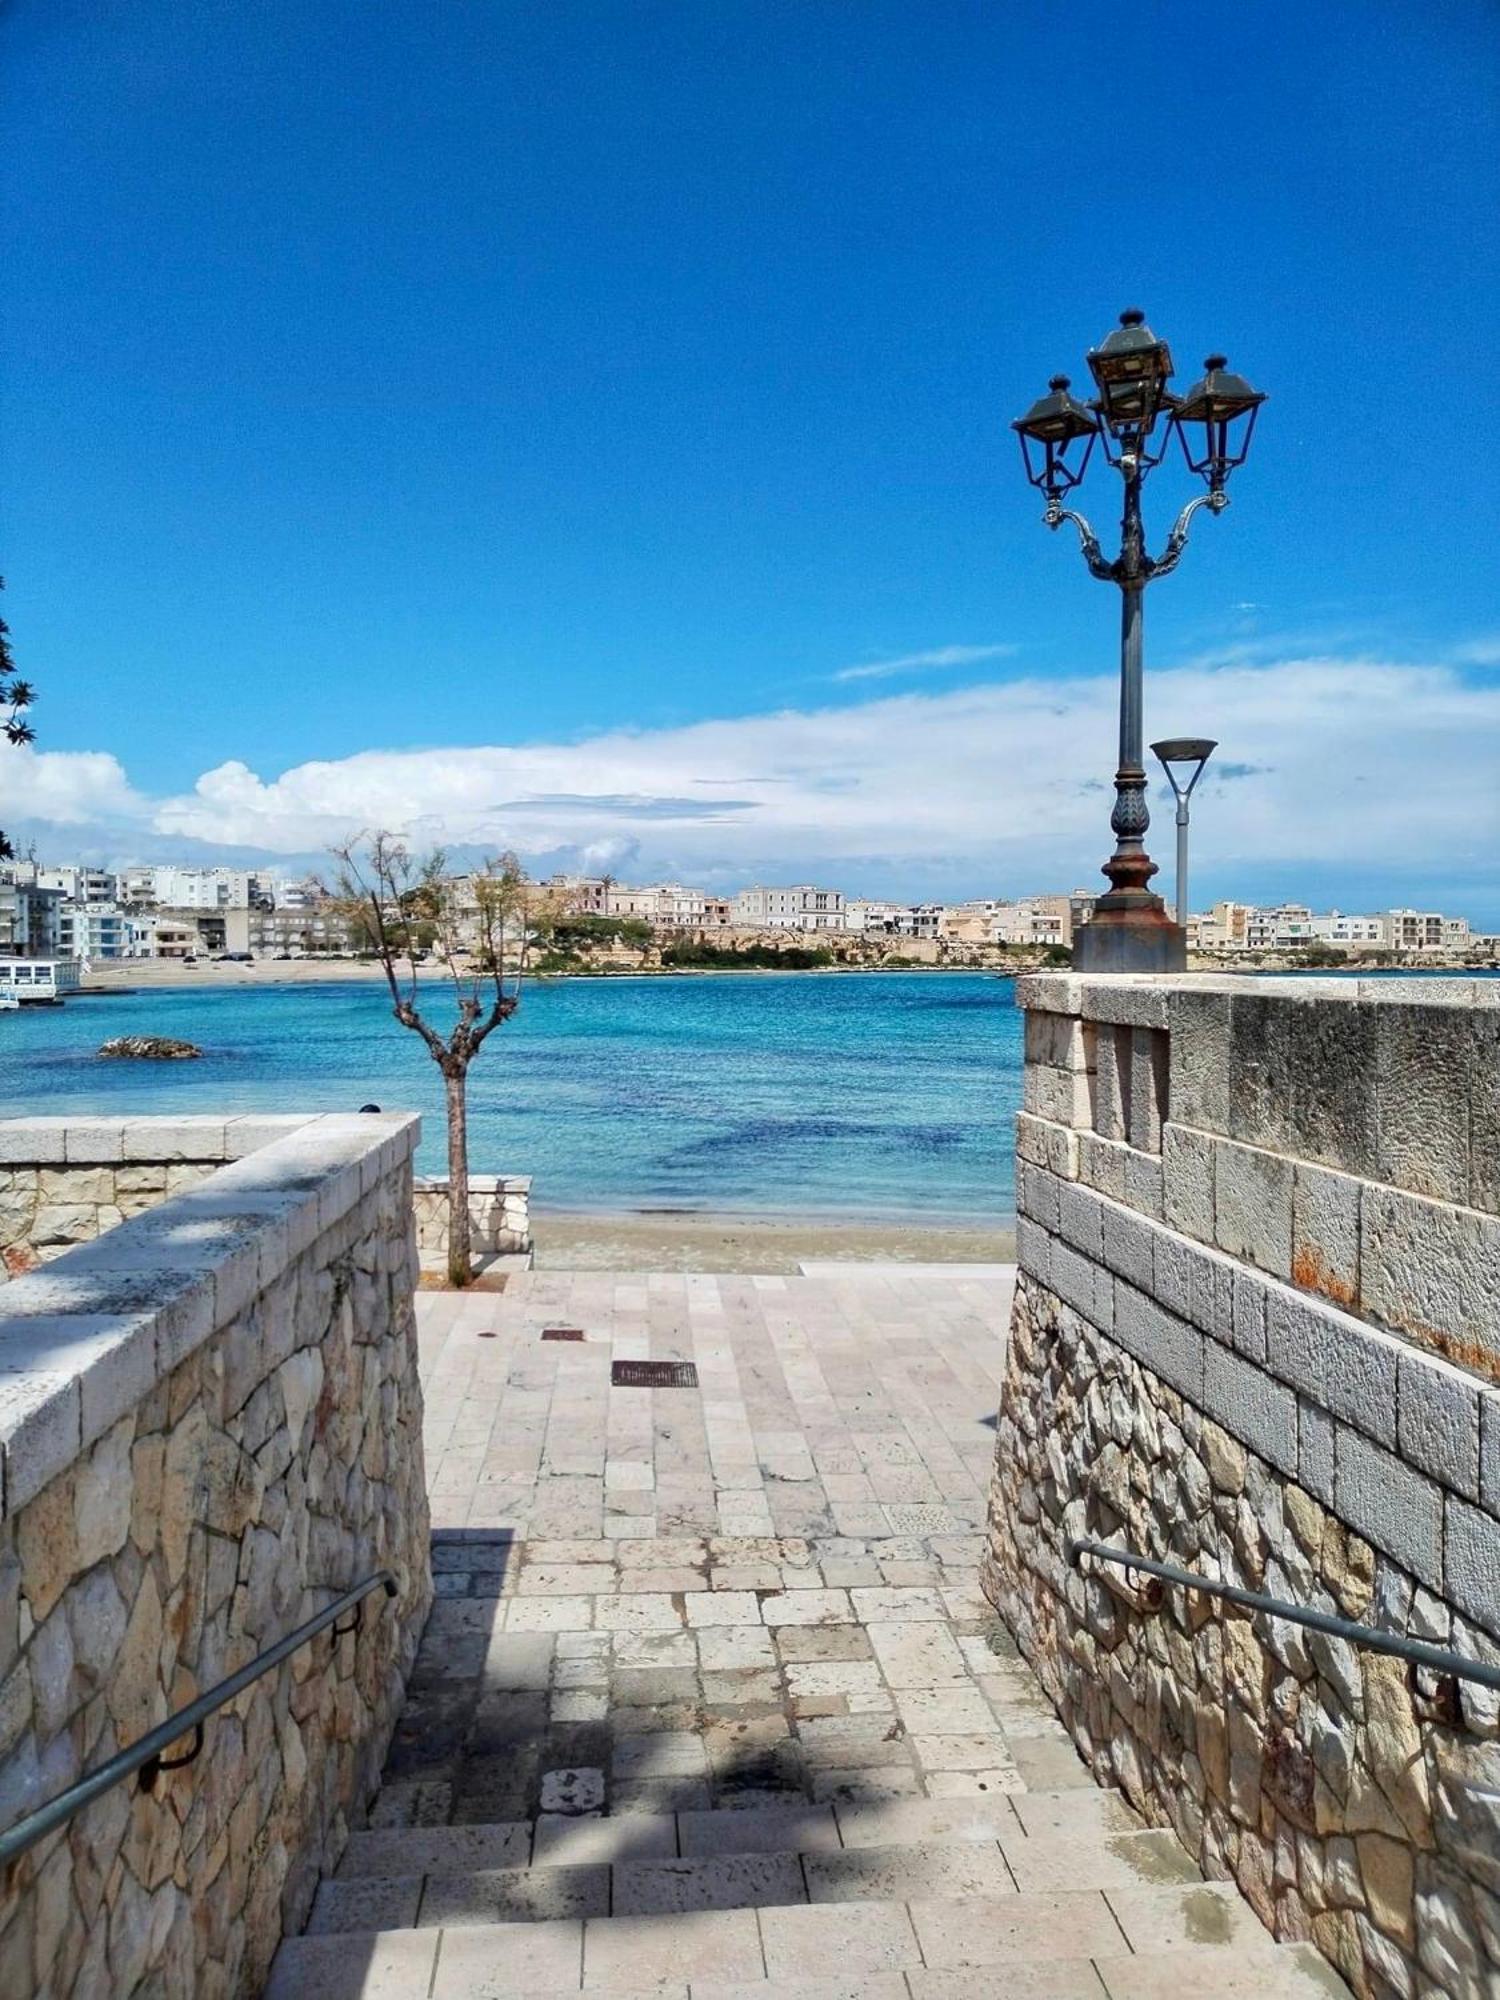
1073, 898, 1187, 973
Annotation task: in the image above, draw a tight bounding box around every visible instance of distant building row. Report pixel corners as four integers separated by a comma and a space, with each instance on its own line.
1, 856, 1488, 968
0, 863, 344, 962
549, 876, 1099, 947
1187, 900, 1479, 954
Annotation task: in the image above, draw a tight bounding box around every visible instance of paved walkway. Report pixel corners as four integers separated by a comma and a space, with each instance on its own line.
267, 1267, 1347, 1996
396, 1266, 1038, 1831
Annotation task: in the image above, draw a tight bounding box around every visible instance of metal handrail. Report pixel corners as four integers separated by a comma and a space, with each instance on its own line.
1069, 1539, 1500, 1693
0, 1569, 399, 1869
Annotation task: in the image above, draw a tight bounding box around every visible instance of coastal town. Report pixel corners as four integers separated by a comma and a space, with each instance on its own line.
0, 854, 1493, 1000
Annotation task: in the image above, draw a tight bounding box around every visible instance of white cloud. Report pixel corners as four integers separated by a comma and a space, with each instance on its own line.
8, 652, 1500, 911
0, 745, 145, 827
832, 643, 1016, 683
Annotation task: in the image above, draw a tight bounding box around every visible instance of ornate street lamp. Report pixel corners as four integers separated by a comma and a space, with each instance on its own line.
1012, 310, 1265, 971
1151, 736, 1217, 928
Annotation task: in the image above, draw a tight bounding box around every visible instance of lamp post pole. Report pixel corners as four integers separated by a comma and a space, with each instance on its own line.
1011, 313, 1264, 974
1151, 737, 1218, 931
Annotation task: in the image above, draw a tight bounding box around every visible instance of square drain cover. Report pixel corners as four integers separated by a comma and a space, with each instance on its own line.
612, 1359, 699, 1389
541, 1327, 586, 1342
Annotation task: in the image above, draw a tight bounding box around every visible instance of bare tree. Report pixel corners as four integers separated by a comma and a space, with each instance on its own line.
331, 834, 535, 1287
0, 579, 36, 862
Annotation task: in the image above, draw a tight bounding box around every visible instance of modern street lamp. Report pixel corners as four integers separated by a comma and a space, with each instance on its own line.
1151, 736, 1217, 928
1012, 312, 1264, 972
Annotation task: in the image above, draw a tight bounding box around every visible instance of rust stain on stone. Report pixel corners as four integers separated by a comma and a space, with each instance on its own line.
1291, 1246, 1357, 1311
1413, 1324, 1500, 1388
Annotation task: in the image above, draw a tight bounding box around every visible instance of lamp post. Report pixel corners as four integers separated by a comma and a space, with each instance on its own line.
1012, 313, 1264, 972
1151, 736, 1217, 928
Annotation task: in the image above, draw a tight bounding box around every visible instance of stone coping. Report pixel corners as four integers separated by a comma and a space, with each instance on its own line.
1018, 970, 1500, 1022
412, 1173, 531, 1193
0, 1112, 332, 1166
0, 1111, 420, 1522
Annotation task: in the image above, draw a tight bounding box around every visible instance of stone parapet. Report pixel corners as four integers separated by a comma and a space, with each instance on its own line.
411, 1174, 532, 1268
0, 1113, 432, 1999
0, 1116, 317, 1281
987, 973, 1500, 2000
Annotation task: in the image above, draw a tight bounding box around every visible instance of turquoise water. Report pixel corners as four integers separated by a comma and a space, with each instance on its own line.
0, 972, 1022, 1223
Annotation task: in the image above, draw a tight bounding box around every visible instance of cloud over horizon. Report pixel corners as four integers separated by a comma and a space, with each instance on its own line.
7, 652, 1500, 916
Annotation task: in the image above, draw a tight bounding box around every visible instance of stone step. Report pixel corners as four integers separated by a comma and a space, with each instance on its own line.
310, 1826, 1200, 1933
334, 1785, 1143, 1880
266, 1888, 1351, 1998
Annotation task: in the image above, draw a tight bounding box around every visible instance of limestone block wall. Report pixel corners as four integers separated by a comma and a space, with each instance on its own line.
411, 1174, 532, 1267
0, 1116, 320, 1280
986, 973, 1500, 2000
0, 1113, 432, 2000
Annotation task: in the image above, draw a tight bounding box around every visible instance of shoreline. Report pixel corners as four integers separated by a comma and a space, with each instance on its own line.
71, 954, 1497, 996
529, 1207, 1015, 1273
74, 958, 1023, 993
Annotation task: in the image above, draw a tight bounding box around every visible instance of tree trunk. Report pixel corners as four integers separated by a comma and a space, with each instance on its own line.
444, 1062, 473, 1288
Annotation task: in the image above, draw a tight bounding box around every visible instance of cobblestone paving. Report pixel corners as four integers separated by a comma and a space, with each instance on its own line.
373, 1267, 1101, 1830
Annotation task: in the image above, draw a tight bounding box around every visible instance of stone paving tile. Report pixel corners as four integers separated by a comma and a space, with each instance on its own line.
906, 1888, 1127, 1967
1091, 1943, 1354, 1996
613, 1852, 806, 1914
338, 1824, 531, 1879
905, 1966, 1106, 1999
695, 1980, 910, 2000
306, 1875, 423, 1934
757, 1897, 923, 1981
1103, 1883, 1285, 1955
429, 1916, 585, 1991
418, 1863, 610, 1926
806, 1837, 1017, 1904
263, 1931, 437, 2000
583, 1906, 765, 1986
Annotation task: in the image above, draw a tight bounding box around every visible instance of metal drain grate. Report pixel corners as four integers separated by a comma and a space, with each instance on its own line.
541, 1327, 586, 1342
611, 1359, 699, 1389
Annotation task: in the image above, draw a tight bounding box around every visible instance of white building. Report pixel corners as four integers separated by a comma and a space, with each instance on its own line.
733, 885, 845, 932
56, 904, 134, 961
0, 868, 63, 958
1384, 908, 1468, 951
121, 866, 272, 911
36, 865, 117, 905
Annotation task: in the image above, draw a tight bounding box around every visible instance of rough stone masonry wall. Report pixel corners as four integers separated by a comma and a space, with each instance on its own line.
984, 974, 1500, 2000
411, 1174, 531, 1268
0, 1113, 432, 2000
0, 1115, 329, 1280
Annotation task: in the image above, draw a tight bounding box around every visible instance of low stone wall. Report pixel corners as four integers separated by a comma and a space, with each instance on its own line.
412, 1173, 531, 1267
0, 1113, 432, 1999
0, 1116, 320, 1280
986, 973, 1500, 2000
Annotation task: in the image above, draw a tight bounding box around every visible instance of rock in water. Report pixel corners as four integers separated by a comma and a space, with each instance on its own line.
98, 1036, 203, 1060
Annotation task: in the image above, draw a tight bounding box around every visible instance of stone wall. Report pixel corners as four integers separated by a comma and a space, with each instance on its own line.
0, 1113, 432, 1999
411, 1173, 531, 1268
0, 1116, 322, 1280
985, 973, 1500, 2000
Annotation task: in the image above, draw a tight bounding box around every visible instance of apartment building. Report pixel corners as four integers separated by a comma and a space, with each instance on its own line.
55, 905, 134, 961
733, 885, 845, 931
36, 865, 117, 905
0, 868, 63, 957
120, 866, 273, 911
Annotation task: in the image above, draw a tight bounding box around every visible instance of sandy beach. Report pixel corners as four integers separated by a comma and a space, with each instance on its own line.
81, 957, 397, 990
529, 1208, 1014, 1273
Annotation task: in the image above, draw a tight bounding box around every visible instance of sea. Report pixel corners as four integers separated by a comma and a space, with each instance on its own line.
0, 971, 1022, 1224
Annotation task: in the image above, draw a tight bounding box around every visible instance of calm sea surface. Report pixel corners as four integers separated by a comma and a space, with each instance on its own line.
0, 972, 1022, 1223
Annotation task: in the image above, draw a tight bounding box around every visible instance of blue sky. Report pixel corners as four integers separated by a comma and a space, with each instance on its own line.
5, 1, 1499, 915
